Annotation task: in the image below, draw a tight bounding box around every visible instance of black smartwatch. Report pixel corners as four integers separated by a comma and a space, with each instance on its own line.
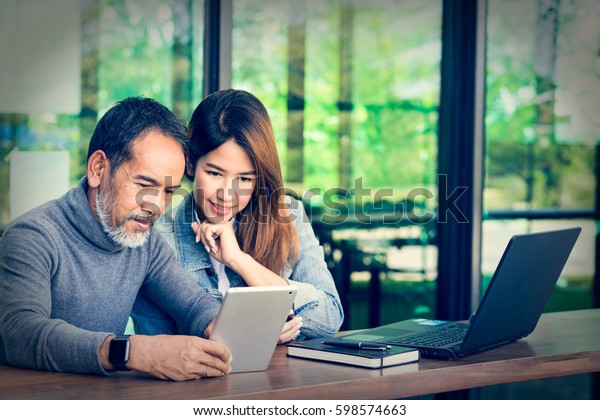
108, 335, 131, 371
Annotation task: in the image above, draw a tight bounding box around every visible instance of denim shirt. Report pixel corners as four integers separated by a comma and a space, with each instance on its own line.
131, 193, 344, 339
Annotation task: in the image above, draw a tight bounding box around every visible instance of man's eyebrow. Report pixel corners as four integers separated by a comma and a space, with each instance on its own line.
206, 162, 256, 176
135, 175, 181, 189
134, 175, 160, 185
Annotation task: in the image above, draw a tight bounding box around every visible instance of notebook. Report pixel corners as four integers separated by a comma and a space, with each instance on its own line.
338, 227, 582, 359
287, 338, 419, 368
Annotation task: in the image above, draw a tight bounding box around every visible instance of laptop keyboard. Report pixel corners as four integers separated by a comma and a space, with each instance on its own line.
389, 323, 469, 347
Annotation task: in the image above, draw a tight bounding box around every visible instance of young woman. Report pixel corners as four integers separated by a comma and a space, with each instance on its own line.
131, 89, 343, 342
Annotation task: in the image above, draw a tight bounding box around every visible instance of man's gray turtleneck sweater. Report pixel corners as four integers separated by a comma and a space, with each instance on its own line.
0, 177, 220, 375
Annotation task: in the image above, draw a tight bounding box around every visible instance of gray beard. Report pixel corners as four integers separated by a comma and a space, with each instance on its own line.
95, 182, 153, 248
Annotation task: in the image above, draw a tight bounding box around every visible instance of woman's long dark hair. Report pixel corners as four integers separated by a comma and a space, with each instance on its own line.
187, 89, 298, 274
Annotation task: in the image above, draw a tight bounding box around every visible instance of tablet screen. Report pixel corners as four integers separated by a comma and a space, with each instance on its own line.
210, 285, 298, 373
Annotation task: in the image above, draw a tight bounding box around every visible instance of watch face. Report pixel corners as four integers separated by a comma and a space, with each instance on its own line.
109, 338, 130, 362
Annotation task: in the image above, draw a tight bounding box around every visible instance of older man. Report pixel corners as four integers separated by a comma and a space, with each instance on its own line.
0, 97, 230, 381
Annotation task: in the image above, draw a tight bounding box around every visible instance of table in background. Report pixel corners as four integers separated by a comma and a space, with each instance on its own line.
311, 212, 436, 329
1, 309, 599, 400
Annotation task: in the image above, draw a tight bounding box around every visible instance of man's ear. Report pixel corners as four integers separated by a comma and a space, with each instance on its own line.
185, 157, 195, 179
87, 150, 109, 188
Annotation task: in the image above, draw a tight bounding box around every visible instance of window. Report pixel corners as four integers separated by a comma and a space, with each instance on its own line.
232, 0, 442, 328
0, 0, 204, 226
484, 0, 598, 310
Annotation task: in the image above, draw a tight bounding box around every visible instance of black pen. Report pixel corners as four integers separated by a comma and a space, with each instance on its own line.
322, 341, 391, 351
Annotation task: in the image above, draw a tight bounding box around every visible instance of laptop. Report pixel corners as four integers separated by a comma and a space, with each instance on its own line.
338, 227, 582, 359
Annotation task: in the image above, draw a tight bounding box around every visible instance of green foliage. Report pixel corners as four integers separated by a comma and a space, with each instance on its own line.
485, 0, 599, 210
98, 0, 177, 112
232, 0, 442, 201
1, 0, 598, 227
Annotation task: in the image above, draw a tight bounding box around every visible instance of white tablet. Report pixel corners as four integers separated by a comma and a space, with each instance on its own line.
210, 285, 298, 373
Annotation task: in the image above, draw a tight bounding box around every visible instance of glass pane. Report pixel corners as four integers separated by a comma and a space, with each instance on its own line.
231, 0, 289, 173
0, 0, 204, 229
99, 0, 174, 111
485, 0, 598, 211
484, 0, 598, 310
482, 219, 595, 311
232, 0, 442, 329
98, 0, 204, 120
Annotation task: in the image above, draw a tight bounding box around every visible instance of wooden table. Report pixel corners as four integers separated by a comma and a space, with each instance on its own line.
1, 309, 599, 400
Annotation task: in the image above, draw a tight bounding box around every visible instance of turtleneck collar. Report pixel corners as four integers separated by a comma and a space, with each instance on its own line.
62, 176, 127, 254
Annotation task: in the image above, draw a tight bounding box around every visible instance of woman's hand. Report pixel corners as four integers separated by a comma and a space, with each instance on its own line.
278, 311, 303, 344
191, 221, 244, 266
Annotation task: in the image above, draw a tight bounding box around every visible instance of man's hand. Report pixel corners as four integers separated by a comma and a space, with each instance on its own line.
126, 335, 231, 381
